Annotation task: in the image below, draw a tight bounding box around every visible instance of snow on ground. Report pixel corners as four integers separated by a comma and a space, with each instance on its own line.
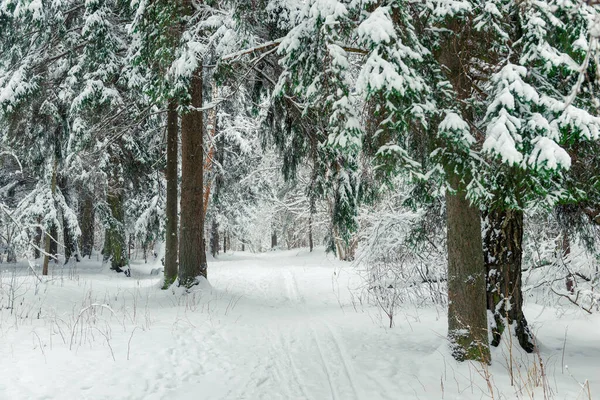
0, 248, 598, 399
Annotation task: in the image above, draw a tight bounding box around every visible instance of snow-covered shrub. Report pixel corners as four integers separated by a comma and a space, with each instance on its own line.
523, 208, 600, 314
355, 193, 447, 326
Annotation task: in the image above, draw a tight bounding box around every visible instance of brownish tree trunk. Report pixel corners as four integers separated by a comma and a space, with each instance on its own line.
446, 172, 490, 363
435, 15, 491, 362
178, 66, 207, 287
163, 100, 179, 288
484, 208, 534, 353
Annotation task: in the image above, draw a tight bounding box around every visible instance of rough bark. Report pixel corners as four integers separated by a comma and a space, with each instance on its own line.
178, 66, 207, 287
436, 16, 491, 363
446, 172, 490, 363
484, 209, 534, 353
79, 194, 95, 258
164, 100, 179, 288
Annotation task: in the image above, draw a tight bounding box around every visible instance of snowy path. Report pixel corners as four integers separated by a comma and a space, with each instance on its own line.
1, 248, 599, 399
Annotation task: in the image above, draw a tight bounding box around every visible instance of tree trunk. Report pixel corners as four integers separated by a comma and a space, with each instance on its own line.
34, 225, 42, 259
106, 188, 128, 273
271, 231, 277, 249
446, 172, 490, 363
309, 132, 317, 253
210, 219, 219, 257
5, 246, 16, 263
43, 159, 58, 275
308, 216, 314, 252
484, 209, 534, 353
435, 15, 491, 362
562, 230, 575, 293
164, 100, 179, 288
59, 176, 79, 264
178, 66, 207, 287
49, 225, 58, 261
80, 194, 95, 258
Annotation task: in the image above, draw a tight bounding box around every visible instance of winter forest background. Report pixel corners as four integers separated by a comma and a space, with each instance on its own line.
1, 0, 600, 399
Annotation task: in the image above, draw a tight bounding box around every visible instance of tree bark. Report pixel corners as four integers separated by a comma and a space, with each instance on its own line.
435, 16, 491, 363
178, 66, 208, 287
484, 208, 534, 353
164, 100, 179, 288
446, 172, 490, 363
79, 194, 95, 258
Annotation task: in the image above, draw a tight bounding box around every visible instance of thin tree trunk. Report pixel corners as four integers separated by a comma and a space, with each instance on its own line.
210, 219, 219, 257
178, 66, 207, 287
309, 132, 317, 253
106, 189, 127, 272
271, 231, 277, 249
43, 159, 58, 275
484, 209, 534, 352
446, 172, 490, 363
562, 230, 575, 293
308, 217, 314, 252
164, 100, 179, 288
34, 224, 42, 259
80, 194, 95, 258
59, 176, 79, 264
49, 225, 58, 261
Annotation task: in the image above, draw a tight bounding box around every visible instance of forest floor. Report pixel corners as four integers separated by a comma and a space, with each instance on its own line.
0, 248, 598, 399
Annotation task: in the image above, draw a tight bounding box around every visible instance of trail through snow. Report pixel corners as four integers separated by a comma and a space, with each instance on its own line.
0, 248, 599, 399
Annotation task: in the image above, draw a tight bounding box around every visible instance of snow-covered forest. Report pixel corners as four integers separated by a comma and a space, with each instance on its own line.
1, 0, 600, 398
